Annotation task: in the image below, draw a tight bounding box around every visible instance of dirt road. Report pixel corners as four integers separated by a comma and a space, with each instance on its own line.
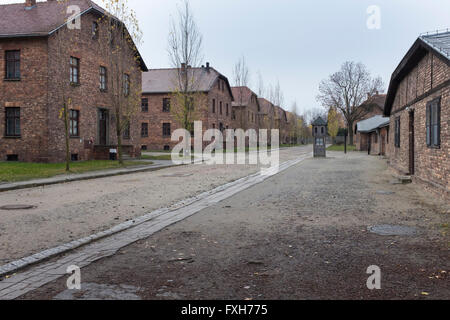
21, 151, 449, 300
0, 147, 310, 265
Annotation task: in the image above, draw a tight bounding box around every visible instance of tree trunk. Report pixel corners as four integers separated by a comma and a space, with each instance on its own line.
116, 108, 124, 166
348, 121, 354, 145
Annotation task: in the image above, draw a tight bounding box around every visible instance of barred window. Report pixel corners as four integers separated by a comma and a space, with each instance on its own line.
163, 123, 171, 137
141, 98, 148, 112
123, 120, 130, 140
394, 117, 400, 148
70, 57, 80, 84
5, 50, 20, 79
141, 123, 148, 137
426, 97, 441, 148
163, 98, 170, 112
123, 74, 130, 96
5, 107, 20, 137
100, 66, 107, 91
69, 110, 79, 137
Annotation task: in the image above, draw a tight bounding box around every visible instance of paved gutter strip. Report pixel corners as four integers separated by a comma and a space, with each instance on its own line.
0, 152, 311, 300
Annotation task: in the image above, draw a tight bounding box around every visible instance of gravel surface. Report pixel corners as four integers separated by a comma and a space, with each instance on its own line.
0, 147, 310, 265
21, 151, 449, 300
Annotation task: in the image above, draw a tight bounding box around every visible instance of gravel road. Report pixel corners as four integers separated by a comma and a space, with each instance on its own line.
0, 146, 310, 264
21, 151, 449, 300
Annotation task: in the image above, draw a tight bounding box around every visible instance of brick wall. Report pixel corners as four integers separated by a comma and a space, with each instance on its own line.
388, 51, 449, 195
0, 37, 50, 162
0, 11, 142, 162
140, 78, 234, 151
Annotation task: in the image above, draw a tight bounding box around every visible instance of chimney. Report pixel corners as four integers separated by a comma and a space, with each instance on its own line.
206, 62, 210, 72
367, 92, 371, 99
25, 0, 36, 8
376, 90, 379, 95
181, 63, 186, 73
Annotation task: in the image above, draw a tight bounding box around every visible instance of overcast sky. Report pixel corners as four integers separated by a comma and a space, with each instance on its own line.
2, 0, 450, 114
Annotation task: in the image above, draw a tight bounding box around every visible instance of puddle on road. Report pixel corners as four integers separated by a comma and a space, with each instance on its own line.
368, 225, 417, 236
53, 283, 141, 300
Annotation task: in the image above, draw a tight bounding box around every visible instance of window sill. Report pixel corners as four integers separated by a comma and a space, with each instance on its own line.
3, 136, 21, 139
4, 78, 21, 82
70, 82, 81, 87
427, 145, 441, 149
70, 136, 80, 139
100, 89, 108, 93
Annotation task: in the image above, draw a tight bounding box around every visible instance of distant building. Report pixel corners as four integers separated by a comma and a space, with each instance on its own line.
140, 64, 234, 151
353, 94, 386, 150
231, 86, 260, 133
384, 31, 449, 197
355, 115, 390, 155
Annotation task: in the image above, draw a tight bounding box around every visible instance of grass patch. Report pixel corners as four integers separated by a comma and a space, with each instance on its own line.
327, 144, 356, 152
141, 154, 173, 161
0, 160, 151, 183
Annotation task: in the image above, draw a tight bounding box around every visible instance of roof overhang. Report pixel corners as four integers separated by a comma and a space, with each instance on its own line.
384, 37, 450, 116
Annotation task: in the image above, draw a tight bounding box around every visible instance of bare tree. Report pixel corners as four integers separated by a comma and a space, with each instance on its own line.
233, 56, 250, 129
256, 71, 265, 98
317, 61, 384, 145
167, 0, 205, 136
101, 0, 143, 165
52, 0, 82, 171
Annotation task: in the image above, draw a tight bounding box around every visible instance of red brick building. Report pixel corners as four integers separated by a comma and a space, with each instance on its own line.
231, 86, 260, 133
353, 94, 386, 151
355, 115, 390, 155
384, 31, 449, 197
0, 0, 147, 162
140, 64, 234, 151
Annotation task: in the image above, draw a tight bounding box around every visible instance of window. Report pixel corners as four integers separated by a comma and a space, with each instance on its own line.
123, 120, 130, 140
141, 98, 148, 112
426, 97, 441, 148
141, 145, 148, 151
123, 74, 130, 96
315, 138, 324, 146
100, 66, 107, 91
6, 154, 18, 161
232, 110, 236, 120
162, 123, 171, 137
141, 123, 148, 137
226, 104, 229, 116
163, 98, 170, 112
394, 117, 400, 148
321, 127, 324, 134
71, 154, 79, 161
212, 99, 216, 113
374, 133, 378, 144
5, 50, 20, 80
5, 107, 20, 137
220, 101, 222, 115
70, 57, 80, 84
69, 109, 79, 137
92, 21, 99, 39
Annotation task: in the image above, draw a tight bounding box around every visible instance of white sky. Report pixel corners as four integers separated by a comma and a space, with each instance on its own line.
2, 0, 449, 114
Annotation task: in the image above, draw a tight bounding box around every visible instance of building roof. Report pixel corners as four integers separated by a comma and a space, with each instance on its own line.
356, 115, 390, 133
231, 86, 255, 107
312, 116, 327, 126
360, 94, 386, 111
384, 30, 450, 116
257, 98, 274, 115
0, 0, 147, 70
142, 67, 233, 99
